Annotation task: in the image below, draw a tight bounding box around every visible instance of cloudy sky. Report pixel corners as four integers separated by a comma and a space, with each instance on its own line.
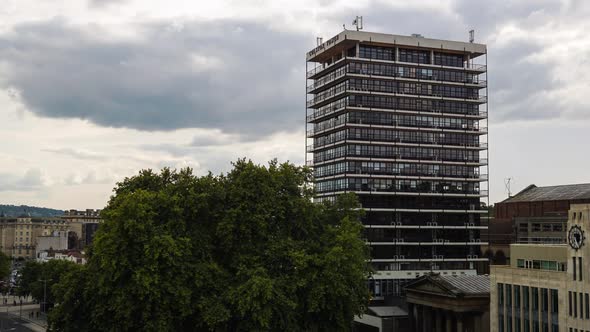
0, 0, 588, 209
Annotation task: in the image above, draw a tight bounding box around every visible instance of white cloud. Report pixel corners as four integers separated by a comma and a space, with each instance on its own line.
0, 0, 589, 209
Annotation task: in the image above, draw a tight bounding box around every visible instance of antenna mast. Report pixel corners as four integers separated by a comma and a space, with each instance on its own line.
352, 16, 363, 31
504, 178, 513, 197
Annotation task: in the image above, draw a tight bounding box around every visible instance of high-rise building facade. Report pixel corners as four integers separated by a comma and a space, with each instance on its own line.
306, 30, 489, 301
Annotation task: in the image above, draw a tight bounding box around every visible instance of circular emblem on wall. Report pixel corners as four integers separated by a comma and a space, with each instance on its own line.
569, 225, 585, 250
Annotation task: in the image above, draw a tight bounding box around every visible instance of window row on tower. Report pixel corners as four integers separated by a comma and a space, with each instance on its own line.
314, 177, 480, 195
309, 95, 482, 122
309, 62, 483, 92
313, 144, 481, 163
310, 80, 481, 106
313, 111, 480, 134
312, 128, 480, 149
314, 161, 481, 179
358, 45, 465, 67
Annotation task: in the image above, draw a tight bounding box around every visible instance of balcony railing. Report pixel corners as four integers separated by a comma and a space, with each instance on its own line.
307, 57, 347, 78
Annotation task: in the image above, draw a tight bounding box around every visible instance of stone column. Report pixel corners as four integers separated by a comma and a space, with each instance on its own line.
435, 309, 443, 332
474, 313, 481, 332
415, 305, 423, 332
445, 311, 453, 332
408, 302, 415, 332
456, 313, 464, 332
422, 306, 431, 332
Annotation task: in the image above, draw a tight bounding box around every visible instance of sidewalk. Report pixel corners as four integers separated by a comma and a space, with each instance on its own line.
2, 304, 47, 331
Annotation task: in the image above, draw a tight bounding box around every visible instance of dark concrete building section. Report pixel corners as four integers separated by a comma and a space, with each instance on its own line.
306, 30, 489, 303
405, 274, 490, 332
353, 306, 409, 332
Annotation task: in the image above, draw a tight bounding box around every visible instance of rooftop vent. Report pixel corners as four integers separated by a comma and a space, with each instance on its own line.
411, 33, 424, 38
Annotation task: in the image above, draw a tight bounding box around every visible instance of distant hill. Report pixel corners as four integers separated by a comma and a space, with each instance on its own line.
0, 205, 64, 217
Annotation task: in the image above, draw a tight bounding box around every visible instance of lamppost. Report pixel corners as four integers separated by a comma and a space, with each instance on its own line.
39, 279, 48, 314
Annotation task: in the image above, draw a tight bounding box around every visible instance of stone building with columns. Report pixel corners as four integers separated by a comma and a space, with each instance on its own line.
405, 274, 490, 332
491, 203, 590, 332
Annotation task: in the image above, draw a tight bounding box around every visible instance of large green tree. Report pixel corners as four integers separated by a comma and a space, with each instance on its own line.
18, 259, 80, 309
49, 160, 371, 332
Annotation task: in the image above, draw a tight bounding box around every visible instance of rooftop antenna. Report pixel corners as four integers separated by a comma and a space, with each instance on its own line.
504, 177, 513, 197
316, 37, 323, 46
352, 16, 363, 31
469, 29, 475, 43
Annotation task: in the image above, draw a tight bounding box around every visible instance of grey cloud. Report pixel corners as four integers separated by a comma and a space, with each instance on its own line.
0, 169, 45, 192
42, 148, 108, 161
0, 19, 310, 138
0, 1, 584, 140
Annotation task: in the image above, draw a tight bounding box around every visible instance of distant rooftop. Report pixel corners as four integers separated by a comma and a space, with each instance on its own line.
436, 275, 490, 295
405, 273, 489, 297
503, 183, 590, 203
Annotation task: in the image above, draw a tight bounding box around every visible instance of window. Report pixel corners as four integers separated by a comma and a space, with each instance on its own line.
542, 223, 552, 232
570, 291, 573, 316
579, 293, 584, 319
575, 291, 578, 318
519, 223, 528, 232
532, 223, 541, 232
579, 257, 583, 281
517, 259, 525, 268
586, 293, 589, 319
574, 257, 577, 281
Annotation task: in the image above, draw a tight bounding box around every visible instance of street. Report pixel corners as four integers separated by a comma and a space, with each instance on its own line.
0, 312, 39, 332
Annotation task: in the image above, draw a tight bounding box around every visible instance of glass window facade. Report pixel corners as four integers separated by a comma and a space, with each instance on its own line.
307, 38, 487, 293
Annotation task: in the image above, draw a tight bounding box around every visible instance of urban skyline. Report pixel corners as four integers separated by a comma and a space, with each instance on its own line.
0, 0, 589, 210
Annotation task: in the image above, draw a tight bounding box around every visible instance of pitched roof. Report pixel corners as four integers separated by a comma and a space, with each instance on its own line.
437, 275, 489, 295
503, 183, 590, 203
404, 274, 490, 297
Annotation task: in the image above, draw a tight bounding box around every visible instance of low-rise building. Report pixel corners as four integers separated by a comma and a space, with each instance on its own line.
491, 203, 590, 332
0, 209, 102, 259
405, 274, 490, 332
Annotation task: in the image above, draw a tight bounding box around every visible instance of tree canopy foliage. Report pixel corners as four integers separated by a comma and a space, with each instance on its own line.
17, 259, 80, 310
49, 160, 371, 331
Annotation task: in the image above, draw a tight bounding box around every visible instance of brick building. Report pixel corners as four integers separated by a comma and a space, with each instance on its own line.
488, 183, 590, 265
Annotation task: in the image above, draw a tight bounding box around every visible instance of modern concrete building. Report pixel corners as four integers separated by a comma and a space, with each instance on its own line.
306, 30, 489, 302
491, 204, 590, 332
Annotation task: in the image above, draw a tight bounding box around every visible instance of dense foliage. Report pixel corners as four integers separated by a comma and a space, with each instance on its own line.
17, 260, 80, 309
48, 160, 371, 331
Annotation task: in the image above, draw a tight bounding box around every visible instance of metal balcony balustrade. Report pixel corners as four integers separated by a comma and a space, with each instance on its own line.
307, 55, 487, 79
368, 240, 488, 246
314, 183, 487, 196
364, 221, 487, 228
308, 82, 487, 108
307, 56, 348, 78
307, 120, 488, 137
307, 63, 487, 94
312, 151, 488, 165
314, 169, 489, 181
306, 98, 487, 122
307, 134, 487, 151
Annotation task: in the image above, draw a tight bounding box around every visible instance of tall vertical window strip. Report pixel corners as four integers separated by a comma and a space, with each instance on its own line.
585, 293, 589, 319
579, 257, 583, 281
574, 291, 578, 318
570, 291, 573, 316
573, 257, 577, 281
499, 283, 505, 332
507, 284, 513, 332
579, 293, 584, 319
541, 288, 548, 332
515, 285, 521, 332
551, 289, 558, 332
